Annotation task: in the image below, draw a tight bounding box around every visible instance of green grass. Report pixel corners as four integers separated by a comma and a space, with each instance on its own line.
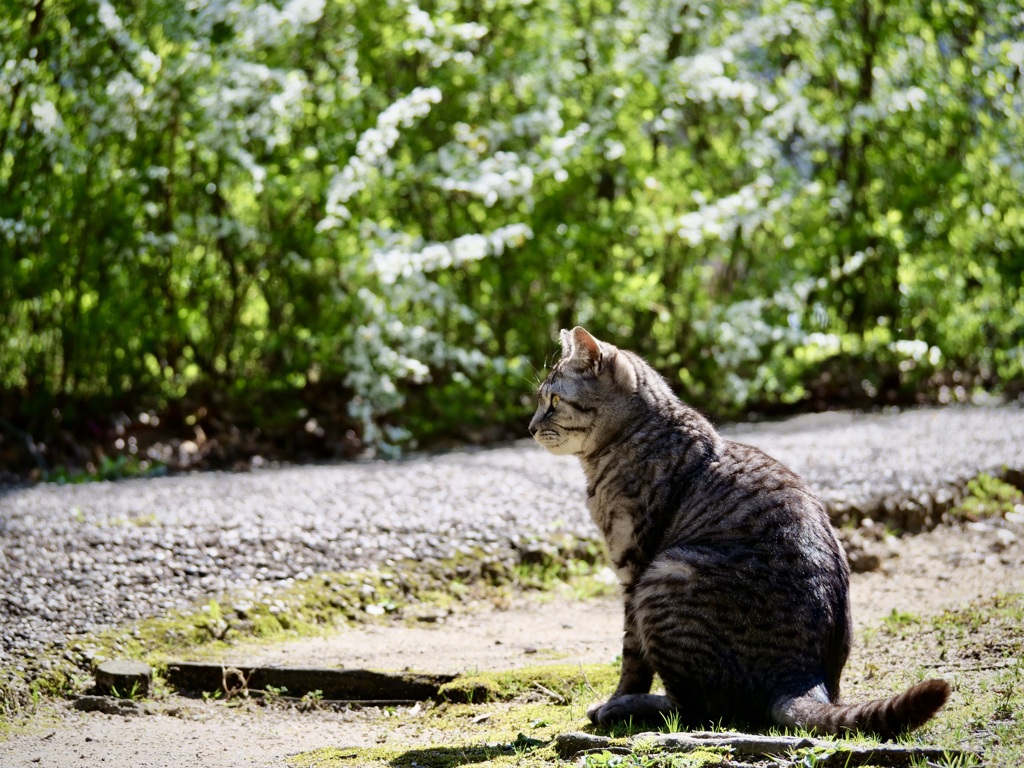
287, 663, 622, 768
581, 748, 728, 768
851, 593, 1024, 767
282, 594, 1024, 768
951, 473, 1024, 521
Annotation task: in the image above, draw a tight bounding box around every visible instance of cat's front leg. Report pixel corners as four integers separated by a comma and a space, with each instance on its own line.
587, 607, 667, 725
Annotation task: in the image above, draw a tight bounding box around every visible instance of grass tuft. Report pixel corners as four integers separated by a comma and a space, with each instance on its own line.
951, 473, 1024, 521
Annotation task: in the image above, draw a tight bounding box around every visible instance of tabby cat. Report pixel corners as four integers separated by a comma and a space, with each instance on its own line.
529, 326, 949, 737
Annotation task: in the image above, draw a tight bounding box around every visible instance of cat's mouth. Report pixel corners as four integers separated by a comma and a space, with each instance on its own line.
533, 430, 572, 454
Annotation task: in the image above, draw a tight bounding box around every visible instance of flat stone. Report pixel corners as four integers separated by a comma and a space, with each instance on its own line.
94, 659, 152, 697
554, 732, 615, 758
73, 695, 144, 716
165, 661, 453, 702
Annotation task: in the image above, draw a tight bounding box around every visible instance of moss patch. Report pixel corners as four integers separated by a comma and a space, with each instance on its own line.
289, 742, 560, 768
951, 473, 1024, 521
439, 663, 619, 706
284, 596, 1024, 768
1, 536, 612, 721
287, 663, 624, 768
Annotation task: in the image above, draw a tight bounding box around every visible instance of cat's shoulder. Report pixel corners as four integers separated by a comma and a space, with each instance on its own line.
711, 436, 810, 492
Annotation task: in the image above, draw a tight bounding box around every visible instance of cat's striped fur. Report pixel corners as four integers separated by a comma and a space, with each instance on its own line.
529, 326, 949, 738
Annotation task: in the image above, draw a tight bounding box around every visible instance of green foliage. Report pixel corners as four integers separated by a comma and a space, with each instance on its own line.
43, 453, 165, 484
2, 0, 1023, 466
882, 608, 922, 628
109, 679, 145, 701
952, 473, 1024, 521
582, 747, 730, 768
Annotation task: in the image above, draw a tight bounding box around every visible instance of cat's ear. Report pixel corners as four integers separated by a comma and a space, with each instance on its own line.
565, 326, 603, 373
559, 328, 574, 357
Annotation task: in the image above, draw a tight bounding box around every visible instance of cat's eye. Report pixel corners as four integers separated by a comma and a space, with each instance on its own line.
551, 394, 560, 408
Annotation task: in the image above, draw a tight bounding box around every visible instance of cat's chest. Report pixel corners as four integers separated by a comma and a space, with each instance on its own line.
586, 494, 641, 585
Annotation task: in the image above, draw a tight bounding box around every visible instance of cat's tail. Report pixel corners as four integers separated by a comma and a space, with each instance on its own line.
774, 678, 950, 739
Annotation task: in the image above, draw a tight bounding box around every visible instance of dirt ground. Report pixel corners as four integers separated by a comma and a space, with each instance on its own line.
3, 518, 1023, 768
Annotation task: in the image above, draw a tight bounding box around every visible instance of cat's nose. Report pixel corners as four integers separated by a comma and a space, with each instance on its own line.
528, 423, 538, 436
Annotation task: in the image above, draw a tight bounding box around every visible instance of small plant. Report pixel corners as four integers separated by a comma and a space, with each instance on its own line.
199, 599, 232, 641
109, 680, 144, 701
582, 749, 726, 768
261, 684, 288, 703
882, 608, 921, 628
298, 689, 324, 711
992, 662, 1023, 720
953, 473, 1024, 521
927, 750, 982, 768
510, 732, 545, 756
606, 715, 639, 739
788, 745, 837, 767
582, 750, 649, 768
660, 709, 684, 733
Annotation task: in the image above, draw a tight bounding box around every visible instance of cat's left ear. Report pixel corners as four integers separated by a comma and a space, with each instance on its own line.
559, 328, 574, 356
566, 326, 603, 374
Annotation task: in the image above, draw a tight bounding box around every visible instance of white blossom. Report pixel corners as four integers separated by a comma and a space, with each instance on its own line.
369, 224, 533, 284
30, 100, 62, 135
675, 175, 777, 246
321, 87, 443, 227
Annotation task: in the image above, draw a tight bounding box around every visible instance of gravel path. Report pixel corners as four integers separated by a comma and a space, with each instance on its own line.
2, 405, 1024, 667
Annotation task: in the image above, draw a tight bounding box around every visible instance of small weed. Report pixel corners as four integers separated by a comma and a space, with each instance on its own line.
606, 715, 638, 739
109, 680, 145, 701
631, 732, 659, 754
952, 473, 1024, 521
788, 745, 838, 767
582, 747, 726, 768
260, 684, 288, 703
511, 732, 545, 756
882, 608, 921, 629
923, 750, 982, 768
300, 689, 323, 704
990, 661, 1023, 720
581, 751, 647, 768
659, 708, 683, 733
198, 598, 232, 641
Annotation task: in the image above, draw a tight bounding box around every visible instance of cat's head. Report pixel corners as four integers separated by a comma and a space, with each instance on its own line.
528, 326, 639, 456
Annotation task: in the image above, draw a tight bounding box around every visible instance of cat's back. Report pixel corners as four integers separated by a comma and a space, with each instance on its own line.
665, 435, 849, 586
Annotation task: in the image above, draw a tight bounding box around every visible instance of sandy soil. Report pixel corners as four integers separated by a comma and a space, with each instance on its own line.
2, 518, 1023, 768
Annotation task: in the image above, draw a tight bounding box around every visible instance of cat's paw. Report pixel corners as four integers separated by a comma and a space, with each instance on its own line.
586, 700, 609, 724
587, 694, 673, 726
